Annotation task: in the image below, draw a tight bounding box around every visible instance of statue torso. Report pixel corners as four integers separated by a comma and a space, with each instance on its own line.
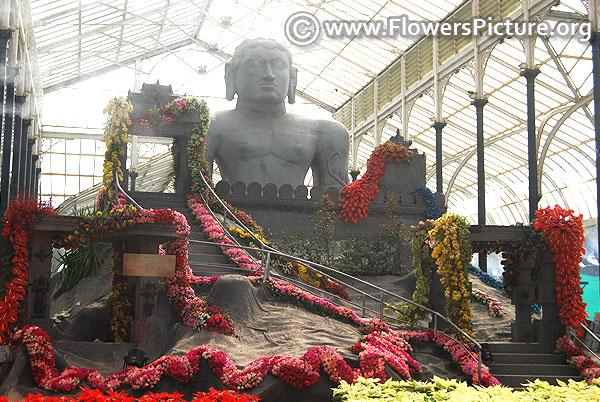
212, 109, 319, 187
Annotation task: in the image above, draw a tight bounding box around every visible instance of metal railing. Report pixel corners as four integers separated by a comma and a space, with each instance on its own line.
113, 169, 143, 210
568, 324, 600, 362
196, 173, 484, 382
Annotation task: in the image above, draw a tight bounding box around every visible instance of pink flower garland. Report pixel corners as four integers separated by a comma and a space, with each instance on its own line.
556, 334, 600, 383
408, 331, 500, 386
12, 325, 424, 393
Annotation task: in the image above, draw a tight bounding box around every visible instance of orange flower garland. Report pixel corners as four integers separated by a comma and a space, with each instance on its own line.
534, 205, 588, 334
339, 142, 413, 224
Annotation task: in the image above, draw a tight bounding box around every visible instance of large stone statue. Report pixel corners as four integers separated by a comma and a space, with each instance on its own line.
206, 38, 349, 190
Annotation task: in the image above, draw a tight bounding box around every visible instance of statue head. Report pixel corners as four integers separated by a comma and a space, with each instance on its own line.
225, 38, 298, 105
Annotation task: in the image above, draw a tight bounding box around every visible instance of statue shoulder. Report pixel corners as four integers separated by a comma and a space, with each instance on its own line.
316, 119, 349, 144
208, 110, 238, 136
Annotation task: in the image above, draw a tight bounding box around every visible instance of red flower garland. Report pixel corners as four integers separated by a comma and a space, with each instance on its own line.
0, 194, 55, 343
12, 325, 424, 393
339, 142, 413, 223
534, 205, 588, 333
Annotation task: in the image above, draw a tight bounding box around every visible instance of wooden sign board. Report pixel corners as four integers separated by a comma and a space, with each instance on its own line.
123, 253, 176, 277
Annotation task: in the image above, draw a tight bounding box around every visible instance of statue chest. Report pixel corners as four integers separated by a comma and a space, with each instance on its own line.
219, 128, 318, 165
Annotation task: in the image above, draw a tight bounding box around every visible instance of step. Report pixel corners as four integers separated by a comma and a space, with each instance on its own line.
187, 245, 220, 255
191, 263, 249, 276
493, 374, 584, 388
188, 254, 231, 265
487, 342, 554, 354
491, 353, 566, 365
489, 363, 578, 376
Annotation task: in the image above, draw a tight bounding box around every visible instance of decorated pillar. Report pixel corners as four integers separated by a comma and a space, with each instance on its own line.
472, 97, 488, 272
534, 246, 565, 344
25, 137, 34, 194
432, 121, 446, 194
511, 254, 536, 342
520, 68, 541, 223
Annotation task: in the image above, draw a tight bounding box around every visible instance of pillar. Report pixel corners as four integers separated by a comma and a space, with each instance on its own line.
0, 67, 18, 225
432, 121, 446, 194
591, 32, 600, 285
19, 119, 31, 192
472, 97, 488, 272
9, 94, 26, 196
25, 137, 34, 194
520, 68, 541, 223
0, 29, 10, 139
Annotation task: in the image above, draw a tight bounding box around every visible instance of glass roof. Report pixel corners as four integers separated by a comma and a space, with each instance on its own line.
23, 0, 598, 227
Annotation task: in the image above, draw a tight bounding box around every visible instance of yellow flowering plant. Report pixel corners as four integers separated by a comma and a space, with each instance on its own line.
429, 213, 473, 337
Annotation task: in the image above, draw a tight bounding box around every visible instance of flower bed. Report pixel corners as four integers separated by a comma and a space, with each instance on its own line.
332, 376, 600, 402
471, 288, 503, 317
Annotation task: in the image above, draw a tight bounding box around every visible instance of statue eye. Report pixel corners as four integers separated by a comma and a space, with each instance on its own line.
247, 59, 261, 68
272, 60, 287, 69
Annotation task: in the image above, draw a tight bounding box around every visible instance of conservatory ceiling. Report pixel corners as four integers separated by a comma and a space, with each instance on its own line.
28, 0, 596, 225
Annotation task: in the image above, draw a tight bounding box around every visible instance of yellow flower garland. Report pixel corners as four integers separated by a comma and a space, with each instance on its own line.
102, 97, 132, 209
429, 213, 473, 337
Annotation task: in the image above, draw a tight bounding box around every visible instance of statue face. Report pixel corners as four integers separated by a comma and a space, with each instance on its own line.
234, 47, 290, 104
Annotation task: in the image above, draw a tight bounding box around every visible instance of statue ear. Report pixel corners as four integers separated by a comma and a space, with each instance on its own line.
225, 61, 235, 101
288, 66, 298, 104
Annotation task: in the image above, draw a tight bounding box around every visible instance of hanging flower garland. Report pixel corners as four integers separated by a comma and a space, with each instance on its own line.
385, 220, 435, 323
429, 213, 473, 337
339, 142, 414, 224
0, 194, 55, 344
534, 205, 587, 334
408, 187, 441, 219
102, 98, 132, 210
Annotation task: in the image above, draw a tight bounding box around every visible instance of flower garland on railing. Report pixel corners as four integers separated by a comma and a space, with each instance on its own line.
408, 187, 441, 219
339, 142, 414, 224
429, 213, 473, 337
102, 98, 132, 210
405, 330, 500, 386
189, 195, 350, 300
556, 335, 600, 383
471, 288, 503, 318
53, 205, 236, 339
385, 220, 435, 323
534, 205, 588, 334
0, 194, 55, 344
12, 325, 428, 393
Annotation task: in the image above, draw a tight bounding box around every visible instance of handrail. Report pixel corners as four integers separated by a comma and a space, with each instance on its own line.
191, 173, 484, 382
113, 169, 143, 210
568, 325, 600, 361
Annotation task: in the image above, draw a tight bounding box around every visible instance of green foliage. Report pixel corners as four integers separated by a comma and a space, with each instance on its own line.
53, 241, 111, 299
310, 195, 336, 266
332, 376, 600, 402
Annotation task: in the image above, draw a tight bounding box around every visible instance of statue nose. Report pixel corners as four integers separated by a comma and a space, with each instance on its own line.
262, 63, 275, 80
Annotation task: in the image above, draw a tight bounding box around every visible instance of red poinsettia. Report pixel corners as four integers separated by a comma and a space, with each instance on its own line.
339, 142, 413, 223
0, 193, 55, 343
534, 205, 588, 334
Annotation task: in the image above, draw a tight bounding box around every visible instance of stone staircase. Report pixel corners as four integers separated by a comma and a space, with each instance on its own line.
487, 342, 582, 388
129, 191, 242, 277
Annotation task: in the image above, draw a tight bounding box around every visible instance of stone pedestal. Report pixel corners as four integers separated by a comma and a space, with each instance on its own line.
511, 254, 536, 342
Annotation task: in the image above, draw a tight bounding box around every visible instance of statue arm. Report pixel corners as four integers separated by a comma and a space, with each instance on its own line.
205, 119, 219, 177
312, 121, 350, 188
